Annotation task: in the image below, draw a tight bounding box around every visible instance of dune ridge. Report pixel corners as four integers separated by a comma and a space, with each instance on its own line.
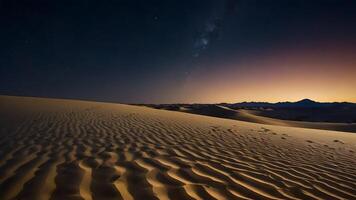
0, 95, 356, 200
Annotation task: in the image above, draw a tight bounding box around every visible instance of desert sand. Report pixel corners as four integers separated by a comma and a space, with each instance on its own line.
0, 95, 356, 200
232, 108, 356, 133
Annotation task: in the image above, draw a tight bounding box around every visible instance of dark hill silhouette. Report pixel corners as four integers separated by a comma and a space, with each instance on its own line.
228, 99, 356, 109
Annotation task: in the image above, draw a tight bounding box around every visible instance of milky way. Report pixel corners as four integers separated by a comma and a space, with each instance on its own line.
1, 0, 356, 103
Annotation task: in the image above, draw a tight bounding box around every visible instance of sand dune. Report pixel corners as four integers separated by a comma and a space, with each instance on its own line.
0, 95, 356, 200
233, 109, 356, 133
147, 105, 356, 133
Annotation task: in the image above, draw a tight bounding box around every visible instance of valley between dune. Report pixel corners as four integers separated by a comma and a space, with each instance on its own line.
0, 95, 355, 200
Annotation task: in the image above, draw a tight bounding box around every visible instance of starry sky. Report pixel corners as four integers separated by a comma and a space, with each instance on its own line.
1, 0, 356, 103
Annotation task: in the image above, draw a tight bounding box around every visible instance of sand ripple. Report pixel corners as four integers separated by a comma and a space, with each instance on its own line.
0, 96, 356, 200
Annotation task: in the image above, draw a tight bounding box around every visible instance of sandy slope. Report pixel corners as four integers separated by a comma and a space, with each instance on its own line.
0, 96, 356, 200
151, 105, 356, 133
233, 109, 356, 133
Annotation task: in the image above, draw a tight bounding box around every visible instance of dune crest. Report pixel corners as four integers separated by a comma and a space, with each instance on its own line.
0, 96, 356, 200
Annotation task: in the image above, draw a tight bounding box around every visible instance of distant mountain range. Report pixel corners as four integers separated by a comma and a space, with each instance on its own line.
222, 99, 356, 109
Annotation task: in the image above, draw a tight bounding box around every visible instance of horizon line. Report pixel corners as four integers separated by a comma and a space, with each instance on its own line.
2, 94, 356, 105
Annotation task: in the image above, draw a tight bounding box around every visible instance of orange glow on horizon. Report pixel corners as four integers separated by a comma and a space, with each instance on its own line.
175, 48, 356, 103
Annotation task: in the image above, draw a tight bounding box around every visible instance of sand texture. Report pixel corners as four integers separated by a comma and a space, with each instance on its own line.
232, 109, 356, 133
0, 96, 356, 200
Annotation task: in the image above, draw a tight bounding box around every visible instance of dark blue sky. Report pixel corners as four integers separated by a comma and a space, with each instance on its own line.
1, 0, 356, 103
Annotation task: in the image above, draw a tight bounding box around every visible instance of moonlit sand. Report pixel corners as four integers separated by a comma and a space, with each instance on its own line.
0, 96, 355, 200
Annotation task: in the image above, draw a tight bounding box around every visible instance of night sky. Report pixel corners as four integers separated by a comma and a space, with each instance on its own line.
1, 0, 356, 103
